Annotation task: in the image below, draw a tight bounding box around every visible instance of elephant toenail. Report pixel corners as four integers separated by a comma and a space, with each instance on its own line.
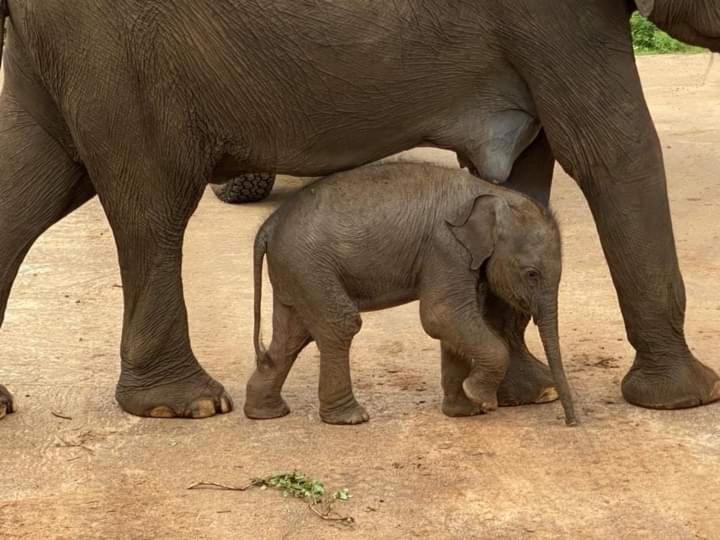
480, 401, 498, 413
149, 406, 175, 418
710, 381, 720, 402
535, 387, 559, 403
0, 405, 7, 420
191, 399, 216, 418
220, 396, 233, 413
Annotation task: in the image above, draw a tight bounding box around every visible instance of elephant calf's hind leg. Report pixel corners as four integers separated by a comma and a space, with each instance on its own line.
244, 299, 312, 419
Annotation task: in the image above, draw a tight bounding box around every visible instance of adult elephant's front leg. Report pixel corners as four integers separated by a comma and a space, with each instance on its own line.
97, 172, 233, 418
521, 40, 719, 409
579, 156, 719, 408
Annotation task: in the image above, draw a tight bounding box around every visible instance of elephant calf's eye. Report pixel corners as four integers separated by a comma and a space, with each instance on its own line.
525, 268, 541, 281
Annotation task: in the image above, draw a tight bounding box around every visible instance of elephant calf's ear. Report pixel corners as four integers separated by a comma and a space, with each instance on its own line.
635, 0, 655, 17
447, 195, 504, 271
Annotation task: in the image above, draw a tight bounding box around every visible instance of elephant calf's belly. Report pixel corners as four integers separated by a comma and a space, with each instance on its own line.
351, 287, 418, 313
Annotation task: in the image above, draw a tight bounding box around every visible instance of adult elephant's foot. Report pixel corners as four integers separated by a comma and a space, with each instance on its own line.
622, 352, 720, 409
497, 350, 558, 407
115, 368, 233, 418
0, 385, 15, 419
320, 397, 369, 425
244, 370, 291, 420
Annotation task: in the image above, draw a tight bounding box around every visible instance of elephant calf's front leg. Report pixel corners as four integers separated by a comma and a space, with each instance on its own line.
422, 295, 509, 416
316, 338, 369, 425
311, 308, 367, 424
460, 338, 510, 414
440, 344, 484, 417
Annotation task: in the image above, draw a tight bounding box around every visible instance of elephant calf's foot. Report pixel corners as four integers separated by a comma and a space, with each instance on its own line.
461, 379, 499, 413
116, 369, 233, 419
0, 385, 15, 419
622, 352, 720, 409
497, 351, 558, 407
320, 397, 369, 425
442, 394, 483, 417
244, 371, 291, 420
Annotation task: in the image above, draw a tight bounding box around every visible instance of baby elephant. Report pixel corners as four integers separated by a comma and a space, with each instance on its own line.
244, 162, 576, 426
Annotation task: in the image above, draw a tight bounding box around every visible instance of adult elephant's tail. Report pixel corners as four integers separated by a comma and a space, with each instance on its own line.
0, 0, 7, 71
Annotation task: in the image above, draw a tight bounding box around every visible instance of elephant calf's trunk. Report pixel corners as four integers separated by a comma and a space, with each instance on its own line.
537, 315, 578, 426
0, 0, 7, 71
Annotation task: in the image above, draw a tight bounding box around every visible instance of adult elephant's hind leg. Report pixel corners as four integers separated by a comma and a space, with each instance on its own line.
489, 300, 559, 406
94, 158, 233, 419
0, 93, 95, 419
490, 132, 559, 406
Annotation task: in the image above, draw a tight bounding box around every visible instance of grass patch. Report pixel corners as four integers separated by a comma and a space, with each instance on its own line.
631, 13, 705, 54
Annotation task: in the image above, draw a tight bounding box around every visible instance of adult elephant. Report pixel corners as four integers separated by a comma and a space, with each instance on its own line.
0, 0, 718, 420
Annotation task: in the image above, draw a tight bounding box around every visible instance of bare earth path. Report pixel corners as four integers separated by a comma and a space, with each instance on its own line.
1, 55, 719, 539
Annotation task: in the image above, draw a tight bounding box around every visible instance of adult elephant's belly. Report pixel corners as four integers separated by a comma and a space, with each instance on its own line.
210, 99, 540, 187
186, 15, 540, 185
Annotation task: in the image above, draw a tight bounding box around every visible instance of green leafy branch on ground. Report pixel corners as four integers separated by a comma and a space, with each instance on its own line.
188, 472, 354, 525
263, 471, 351, 502
631, 13, 705, 54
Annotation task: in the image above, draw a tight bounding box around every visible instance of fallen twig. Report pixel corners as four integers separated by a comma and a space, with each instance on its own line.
67, 443, 94, 454
188, 473, 355, 526
187, 480, 261, 492
52, 411, 73, 421
308, 502, 355, 525
54, 436, 94, 454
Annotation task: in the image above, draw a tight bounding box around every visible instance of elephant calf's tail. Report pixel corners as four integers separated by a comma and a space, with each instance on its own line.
253, 217, 275, 367
0, 0, 8, 71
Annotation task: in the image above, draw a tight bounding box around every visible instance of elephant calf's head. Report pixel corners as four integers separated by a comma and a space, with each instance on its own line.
636, 0, 720, 52
448, 193, 577, 426
447, 193, 561, 323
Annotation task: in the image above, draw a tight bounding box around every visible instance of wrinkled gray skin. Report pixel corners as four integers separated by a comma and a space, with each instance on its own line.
0, 0, 718, 420
245, 163, 577, 426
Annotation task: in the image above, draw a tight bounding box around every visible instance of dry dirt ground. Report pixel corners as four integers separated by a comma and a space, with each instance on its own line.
1, 54, 719, 539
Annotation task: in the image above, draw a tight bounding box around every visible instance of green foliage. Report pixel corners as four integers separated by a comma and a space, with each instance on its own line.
631, 13, 704, 54
259, 472, 351, 505
334, 488, 351, 502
